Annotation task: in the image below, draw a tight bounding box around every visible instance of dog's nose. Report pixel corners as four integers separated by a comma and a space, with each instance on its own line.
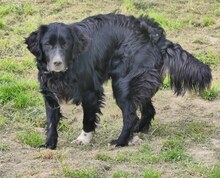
53, 61, 62, 66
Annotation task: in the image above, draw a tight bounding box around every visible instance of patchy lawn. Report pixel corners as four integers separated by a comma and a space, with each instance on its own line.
0, 0, 220, 177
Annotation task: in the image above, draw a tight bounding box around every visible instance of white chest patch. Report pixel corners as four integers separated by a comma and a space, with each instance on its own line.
72, 130, 93, 145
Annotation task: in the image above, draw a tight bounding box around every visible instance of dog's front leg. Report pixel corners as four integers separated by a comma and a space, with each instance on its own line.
74, 90, 103, 145
40, 96, 61, 149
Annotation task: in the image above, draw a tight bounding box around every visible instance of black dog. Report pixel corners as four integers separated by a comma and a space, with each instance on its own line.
25, 14, 212, 149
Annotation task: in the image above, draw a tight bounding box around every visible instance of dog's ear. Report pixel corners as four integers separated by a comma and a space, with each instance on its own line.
69, 26, 90, 57
25, 25, 47, 60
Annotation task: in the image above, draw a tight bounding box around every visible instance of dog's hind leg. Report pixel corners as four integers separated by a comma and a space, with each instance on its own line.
134, 100, 155, 133
110, 79, 139, 146
110, 69, 161, 146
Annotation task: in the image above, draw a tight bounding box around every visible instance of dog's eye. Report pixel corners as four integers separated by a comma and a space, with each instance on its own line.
44, 43, 52, 49
62, 42, 68, 49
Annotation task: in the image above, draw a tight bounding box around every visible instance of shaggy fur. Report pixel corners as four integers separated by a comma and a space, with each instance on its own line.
25, 13, 212, 149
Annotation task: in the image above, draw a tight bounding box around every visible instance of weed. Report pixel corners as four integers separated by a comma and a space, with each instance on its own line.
143, 169, 161, 178
207, 162, 220, 178
202, 16, 216, 27
17, 129, 44, 147
52, 0, 69, 6
115, 152, 129, 162
0, 116, 7, 128
95, 153, 112, 161
201, 86, 218, 101
113, 170, 133, 178
0, 20, 4, 29
185, 121, 214, 143
0, 4, 13, 17
0, 144, 9, 151
0, 77, 41, 108
147, 11, 186, 30
151, 123, 175, 137
0, 58, 35, 73
63, 166, 99, 178
195, 50, 219, 68
0, 3, 35, 17
162, 76, 170, 89
121, 1, 135, 11
0, 39, 9, 48
132, 144, 160, 164
160, 137, 188, 161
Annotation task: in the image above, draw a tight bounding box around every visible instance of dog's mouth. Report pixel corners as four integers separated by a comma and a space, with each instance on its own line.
47, 66, 69, 73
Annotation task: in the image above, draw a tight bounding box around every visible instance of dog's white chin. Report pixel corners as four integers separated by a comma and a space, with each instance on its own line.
47, 67, 68, 73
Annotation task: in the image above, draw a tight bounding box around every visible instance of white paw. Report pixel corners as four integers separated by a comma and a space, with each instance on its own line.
72, 130, 93, 145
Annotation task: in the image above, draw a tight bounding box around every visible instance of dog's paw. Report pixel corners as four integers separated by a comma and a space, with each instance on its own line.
109, 139, 128, 147
38, 143, 56, 150
72, 130, 93, 145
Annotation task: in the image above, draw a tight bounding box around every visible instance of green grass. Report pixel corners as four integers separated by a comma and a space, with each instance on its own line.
62, 167, 99, 178
0, 116, 8, 128
0, 3, 35, 17
196, 50, 219, 68
162, 76, 170, 89
202, 16, 216, 27
147, 11, 186, 30
113, 170, 133, 178
0, 20, 5, 29
95, 153, 113, 161
0, 75, 41, 108
0, 58, 35, 73
0, 144, 9, 151
160, 137, 188, 162
143, 169, 161, 178
121, 0, 136, 11
17, 129, 44, 148
185, 121, 215, 143
207, 163, 220, 178
200, 85, 219, 101
132, 144, 160, 164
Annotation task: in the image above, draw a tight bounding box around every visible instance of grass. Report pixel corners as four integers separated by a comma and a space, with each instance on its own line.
17, 129, 44, 148
62, 167, 99, 178
0, 144, 9, 151
207, 163, 220, 178
132, 144, 160, 164
95, 153, 113, 161
202, 16, 216, 27
185, 121, 215, 143
143, 169, 161, 178
0, 3, 36, 17
196, 50, 219, 69
0, 58, 35, 73
160, 137, 188, 162
113, 170, 133, 178
0, 74, 41, 108
0, 0, 220, 177
162, 76, 170, 89
0, 116, 8, 128
200, 86, 218, 101
147, 10, 186, 30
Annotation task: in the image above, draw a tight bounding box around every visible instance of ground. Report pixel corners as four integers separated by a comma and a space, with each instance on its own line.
0, 0, 220, 177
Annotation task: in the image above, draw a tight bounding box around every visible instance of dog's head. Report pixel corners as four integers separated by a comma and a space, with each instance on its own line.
25, 23, 89, 73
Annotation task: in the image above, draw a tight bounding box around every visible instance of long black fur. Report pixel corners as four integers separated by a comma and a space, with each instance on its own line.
25, 13, 212, 149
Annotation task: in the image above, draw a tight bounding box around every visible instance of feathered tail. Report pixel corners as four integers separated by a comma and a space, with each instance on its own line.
159, 40, 212, 95
140, 16, 212, 95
